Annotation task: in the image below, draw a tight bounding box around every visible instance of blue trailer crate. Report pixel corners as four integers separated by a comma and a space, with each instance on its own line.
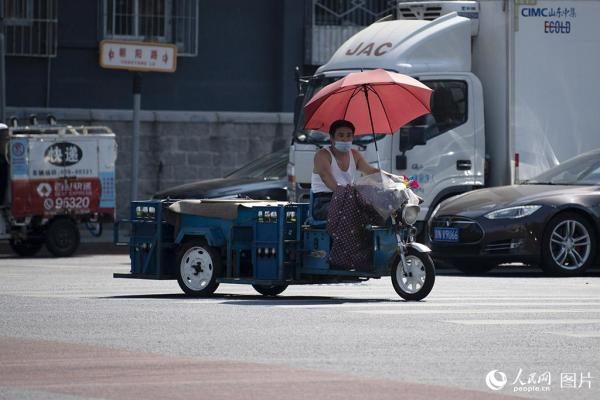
114, 200, 176, 279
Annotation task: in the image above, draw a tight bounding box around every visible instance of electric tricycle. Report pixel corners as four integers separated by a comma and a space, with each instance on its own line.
114, 174, 435, 300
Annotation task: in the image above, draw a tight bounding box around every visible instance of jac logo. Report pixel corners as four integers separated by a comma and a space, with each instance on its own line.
44, 142, 83, 167
345, 41, 393, 57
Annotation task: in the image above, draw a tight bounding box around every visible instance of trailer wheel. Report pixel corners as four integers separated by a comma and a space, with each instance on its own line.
9, 238, 43, 257
176, 240, 220, 297
45, 218, 80, 257
252, 284, 288, 296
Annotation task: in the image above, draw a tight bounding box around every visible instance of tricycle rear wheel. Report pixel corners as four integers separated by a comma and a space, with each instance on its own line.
391, 248, 435, 301
252, 284, 288, 296
176, 240, 220, 297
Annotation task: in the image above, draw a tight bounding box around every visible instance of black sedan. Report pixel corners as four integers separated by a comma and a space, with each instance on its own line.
154, 149, 288, 200
428, 149, 600, 275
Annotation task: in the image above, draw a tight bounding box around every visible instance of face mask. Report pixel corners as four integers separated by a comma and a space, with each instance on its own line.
334, 142, 352, 152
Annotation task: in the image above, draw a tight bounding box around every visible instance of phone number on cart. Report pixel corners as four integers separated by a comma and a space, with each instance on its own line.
44, 197, 91, 210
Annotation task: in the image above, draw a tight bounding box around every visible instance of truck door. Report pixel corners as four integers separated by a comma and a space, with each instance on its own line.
391, 74, 484, 220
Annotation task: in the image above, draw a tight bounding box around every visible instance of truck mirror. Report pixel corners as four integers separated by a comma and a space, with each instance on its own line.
399, 126, 427, 151
295, 66, 301, 92
293, 93, 305, 128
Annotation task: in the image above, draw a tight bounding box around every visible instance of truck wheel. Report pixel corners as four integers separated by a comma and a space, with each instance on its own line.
391, 248, 435, 301
9, 238, 43, 257
176, 240, 220, 297
45, 218, 80, 257
252, 284, 288, 296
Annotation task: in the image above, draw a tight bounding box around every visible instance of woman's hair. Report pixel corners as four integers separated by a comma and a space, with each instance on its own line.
329, 119, 355, 136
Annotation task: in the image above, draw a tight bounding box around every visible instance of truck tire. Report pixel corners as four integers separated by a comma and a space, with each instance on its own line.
9, 238, 43, 257
45, 218, 80, 257
176, 240, 220, 297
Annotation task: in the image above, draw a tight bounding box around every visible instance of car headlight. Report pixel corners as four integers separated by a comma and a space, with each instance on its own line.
401, 204, 420, 225
484, 205, 542, 219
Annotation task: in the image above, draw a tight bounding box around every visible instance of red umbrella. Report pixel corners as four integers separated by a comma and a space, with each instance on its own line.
303, 69, 432, 136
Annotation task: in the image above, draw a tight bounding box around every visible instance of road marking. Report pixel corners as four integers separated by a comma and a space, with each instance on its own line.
547, 332, 600, 338
445, 319, 600, 325
351, 309, 597, 315
276, 302, 600, 309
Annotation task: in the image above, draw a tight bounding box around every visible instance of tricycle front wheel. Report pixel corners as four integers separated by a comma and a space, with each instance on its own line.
391, 248, 435, 301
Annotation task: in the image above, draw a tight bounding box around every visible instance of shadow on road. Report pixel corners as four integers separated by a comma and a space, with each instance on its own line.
436, 262, 600, 278
103, 292, 401, 305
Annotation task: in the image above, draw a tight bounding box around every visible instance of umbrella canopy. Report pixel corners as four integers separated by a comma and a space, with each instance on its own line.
303, 69, 433, 136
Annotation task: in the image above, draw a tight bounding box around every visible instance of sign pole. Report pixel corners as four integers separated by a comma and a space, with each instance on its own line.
0, 0, 6, 123
98, 40, 176, 203
131, 72, 141, 201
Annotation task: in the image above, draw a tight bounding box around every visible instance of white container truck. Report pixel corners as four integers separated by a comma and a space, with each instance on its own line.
288, 0, 600, 232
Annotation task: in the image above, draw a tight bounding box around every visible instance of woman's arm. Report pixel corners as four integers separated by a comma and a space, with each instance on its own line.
353, 149, 380, 175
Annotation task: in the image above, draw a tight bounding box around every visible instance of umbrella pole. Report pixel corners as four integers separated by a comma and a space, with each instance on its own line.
363, 85, 383, 171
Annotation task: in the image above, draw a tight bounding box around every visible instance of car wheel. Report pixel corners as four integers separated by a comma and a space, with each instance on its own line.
542, 212, 595, 276
45, 218, 80, 257
9, 238, 44, 257
252, 284, 288, 296
176, 240, 220, 297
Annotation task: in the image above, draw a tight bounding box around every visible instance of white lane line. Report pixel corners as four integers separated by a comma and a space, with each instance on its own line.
445, 319, 600, 325
351, 309, 597, 315
276, 302, 600, 309
427, 297, 600, 300
547, 332, 600, 338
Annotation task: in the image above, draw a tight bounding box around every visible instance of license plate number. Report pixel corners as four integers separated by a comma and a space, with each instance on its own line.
433, 227, 459, 242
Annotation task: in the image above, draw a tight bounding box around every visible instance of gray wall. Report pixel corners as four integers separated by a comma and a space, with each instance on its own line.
4, 1, 304, 218
9, 108, 293, 218
6, 0, 306, 112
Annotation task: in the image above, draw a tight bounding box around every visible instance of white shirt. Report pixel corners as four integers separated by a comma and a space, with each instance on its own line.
311, 147, 357, 193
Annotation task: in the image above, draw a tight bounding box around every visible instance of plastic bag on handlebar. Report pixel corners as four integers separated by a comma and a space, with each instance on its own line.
354, 172, 421, 220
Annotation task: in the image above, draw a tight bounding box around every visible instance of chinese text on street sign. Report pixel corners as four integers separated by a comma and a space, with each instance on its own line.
99, 40, 177, 73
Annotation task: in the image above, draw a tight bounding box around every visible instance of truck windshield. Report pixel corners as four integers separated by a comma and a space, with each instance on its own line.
294, 75, 385, 145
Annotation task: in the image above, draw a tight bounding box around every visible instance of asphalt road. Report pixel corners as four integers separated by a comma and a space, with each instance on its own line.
0, 251, 599, 400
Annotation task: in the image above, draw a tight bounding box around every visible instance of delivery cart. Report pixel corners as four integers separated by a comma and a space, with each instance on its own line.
0, 120, 117, 257
114, 174, 435, 300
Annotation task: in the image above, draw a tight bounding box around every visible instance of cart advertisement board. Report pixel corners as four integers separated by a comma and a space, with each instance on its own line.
9, 137, 116, 219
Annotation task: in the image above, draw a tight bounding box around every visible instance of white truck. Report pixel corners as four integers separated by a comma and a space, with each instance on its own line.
0, 120, 117, 257
288, 0, 600, 232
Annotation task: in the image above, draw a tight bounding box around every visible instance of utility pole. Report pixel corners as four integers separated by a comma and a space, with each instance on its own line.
131, 72, 141, 201
0, 0, 6, 123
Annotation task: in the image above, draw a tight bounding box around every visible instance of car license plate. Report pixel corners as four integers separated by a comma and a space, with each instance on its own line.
433, 227, 459, 242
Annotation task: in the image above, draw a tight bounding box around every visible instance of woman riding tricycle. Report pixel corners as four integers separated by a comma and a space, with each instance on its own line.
114, 70, 435, 300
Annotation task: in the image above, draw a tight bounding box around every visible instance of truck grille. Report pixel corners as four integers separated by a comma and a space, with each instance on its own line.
398, 6, 442, 20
